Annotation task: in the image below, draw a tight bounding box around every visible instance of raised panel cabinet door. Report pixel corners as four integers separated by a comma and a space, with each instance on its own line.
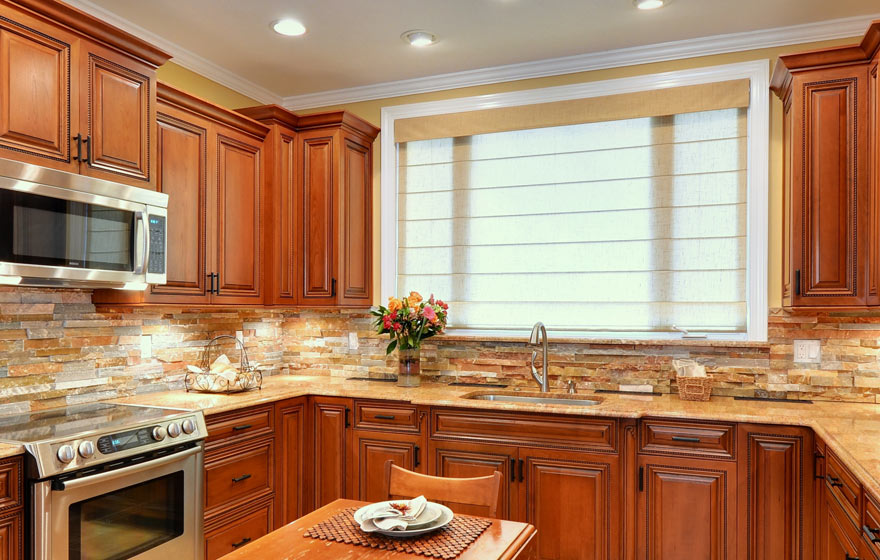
80, 42, 155, 187
337, 134, 372, 306
276, 398, 306, 527
214, 131, 263, 303
820, 488, 860, 560
297, 130, 336, 305
869, 60, 880, 306
312, 397, 351, 510
738, 426, 811, 560
143, 107, 210, 302
791, 66, 869, 306
353, 432, 422, 504
519, 449, 619, 560
270, 130, 297, 304
639, 458, 736, 560
0, 511, 21, 560
428, 440, 517, 520
0, 11, 77, 171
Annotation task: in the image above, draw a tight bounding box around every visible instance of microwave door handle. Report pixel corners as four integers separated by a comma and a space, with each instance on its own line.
52, 446, 201, 492
132, 211, 149, 274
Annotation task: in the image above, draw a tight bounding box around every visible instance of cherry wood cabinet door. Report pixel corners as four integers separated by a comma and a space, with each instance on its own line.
213, 129, 263, 303
268, 128, 298, 305
0, 511, 21, 560
0, 9, 78, 172
311, 397, 352, 511
819, 487, 860, 560
275, 398, 306, 528
79, 41, 155, 188
639, 457, 737, 560
519, 448, 619, 560
427, 439, 517, 520
352, 431, 424, 504
337, 133, 372, 306
297, 129, 336, 305
737, 425, 812, 560
869, 57, 880, 306
790, 65, 869, 306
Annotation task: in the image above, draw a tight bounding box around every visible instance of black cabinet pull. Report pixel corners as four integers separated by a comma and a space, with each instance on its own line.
231, 474, 252, 483
518, 459, 524, 482
864, 525, 880, 544
826, 474, 844, 488
83, 135, 91, 165
671, 436, 701, 443
231, 537, 251, 548
232, 424, 252, 431
214, 272, 220, 294
73, 134, 82, 161
510, 459, 516, 482
845, 555, 860, 560
344, 407, 351, 428
375, 414, 396, 420
331, 278, 337, 297
815, 451, 825, 479
414, 445, 420, 467
794, 269, 801, 295
639, 466, 644, 492
207, 273, 215, 294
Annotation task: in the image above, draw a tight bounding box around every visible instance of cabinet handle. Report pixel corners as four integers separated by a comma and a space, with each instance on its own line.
815, 451, 825, 479
214, 272, 220, 294
795, 269, 801, 296
639, 466, 644, 492
845, 555, 860, 560
331, 278, 337, 297
344, 407, 351, 428
864, 525, 880, 544
414, 445, 420, 468
510, 459, 516, 482
207, 273, 215, 294
826, 474, 844, 488
671, 436, 701, 443
231, 474, 252, 483
231, 537, 251, 548
232, 424, 252, 431
83, 135, 91, 165
73, 134, 82, 161
518, 459, 524, 482
375, 414, 396, 420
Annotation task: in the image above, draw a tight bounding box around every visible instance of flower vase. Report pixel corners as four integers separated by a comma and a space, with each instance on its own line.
397, 347, 421, 387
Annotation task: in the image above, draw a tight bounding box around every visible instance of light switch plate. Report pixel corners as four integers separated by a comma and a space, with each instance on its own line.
793, 339, 821, 363
140, 335, 152, 359
348, 332, 359, 350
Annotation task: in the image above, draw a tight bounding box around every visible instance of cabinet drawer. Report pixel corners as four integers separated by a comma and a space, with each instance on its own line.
639, 419, 736, 460
431, 408, 617, 452
0, 458, 21, 512
864, 493, 880, 557
826, 449, 861, 524
0, 510, 22, 560
205, 498, 273, 560
205, 405, 274, 446
355, 401, 421, 433
205, 439, 273, 512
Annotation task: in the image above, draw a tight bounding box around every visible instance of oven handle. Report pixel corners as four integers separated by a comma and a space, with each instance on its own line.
52, 446, 201, 492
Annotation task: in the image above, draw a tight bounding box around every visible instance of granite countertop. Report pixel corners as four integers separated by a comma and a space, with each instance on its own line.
111, 374, 880, 499
0, 443, 24, 460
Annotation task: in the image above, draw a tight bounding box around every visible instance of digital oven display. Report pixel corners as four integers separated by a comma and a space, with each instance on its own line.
97, 427, 154, 454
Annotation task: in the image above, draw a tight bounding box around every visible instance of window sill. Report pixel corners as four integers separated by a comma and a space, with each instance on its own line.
431, 330, 769, 348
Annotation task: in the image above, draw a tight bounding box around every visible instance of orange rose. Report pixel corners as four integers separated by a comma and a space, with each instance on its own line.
407, 291, 423, 308
387, 297, 403, 314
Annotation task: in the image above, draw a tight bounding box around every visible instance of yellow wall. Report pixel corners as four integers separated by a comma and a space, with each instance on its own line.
156, 62, 259, 109
296, 37, 858, 309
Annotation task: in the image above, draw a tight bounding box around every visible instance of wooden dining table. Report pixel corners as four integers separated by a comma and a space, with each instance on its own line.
221, 498, 537, 559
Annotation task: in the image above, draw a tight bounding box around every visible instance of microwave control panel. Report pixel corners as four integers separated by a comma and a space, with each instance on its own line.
147, 215, 166, 274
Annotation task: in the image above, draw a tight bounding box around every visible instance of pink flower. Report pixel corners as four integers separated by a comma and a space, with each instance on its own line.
422, 305, 437, 323
392, 322, 402, 332
383, 315, 392, 329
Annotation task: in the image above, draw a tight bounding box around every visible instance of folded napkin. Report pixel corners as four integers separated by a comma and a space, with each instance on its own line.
359, 496, 428, 532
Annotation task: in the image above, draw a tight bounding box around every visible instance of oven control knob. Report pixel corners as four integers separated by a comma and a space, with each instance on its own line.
181, 418, 196, 435
151, 426, 167, 441
56, 445, 75, 464
78, 441, 95, 459
167, 422, 181, 438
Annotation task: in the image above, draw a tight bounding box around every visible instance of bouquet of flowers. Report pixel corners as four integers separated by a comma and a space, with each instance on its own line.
371, 292, 449, 354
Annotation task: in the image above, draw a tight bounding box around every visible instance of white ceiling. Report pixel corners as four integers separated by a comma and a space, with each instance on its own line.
72, 0, 880, 105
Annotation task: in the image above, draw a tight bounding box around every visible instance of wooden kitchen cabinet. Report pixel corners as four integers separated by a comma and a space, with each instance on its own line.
353, 431, 425, 503
311, 396, 353, 510
275, 397, 307, 527
0, 0, 169, 187
820, 485, 861, 560
0, 455, 21, 560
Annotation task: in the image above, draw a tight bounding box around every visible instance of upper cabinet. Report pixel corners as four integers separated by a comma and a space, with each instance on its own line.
0, 0, 168, 188
772, 20, 880, 309
238, 106, 379, 308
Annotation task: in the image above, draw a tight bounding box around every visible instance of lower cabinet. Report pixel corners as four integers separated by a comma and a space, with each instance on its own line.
275, 398, 306, 527
352, 431, 425, 503
311, 396, 352, 510
0, 456, 23, 560
204, 497, 274, 560
0, 510, 21, 560
820, 487, 861, 560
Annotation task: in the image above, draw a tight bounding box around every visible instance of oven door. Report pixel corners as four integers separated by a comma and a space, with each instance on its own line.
32, 445, 204, 560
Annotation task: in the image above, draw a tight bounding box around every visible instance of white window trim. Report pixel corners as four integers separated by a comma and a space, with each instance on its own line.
380, 60, 770, 342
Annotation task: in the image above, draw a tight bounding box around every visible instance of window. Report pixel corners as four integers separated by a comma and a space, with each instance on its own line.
381, 61, 769, 340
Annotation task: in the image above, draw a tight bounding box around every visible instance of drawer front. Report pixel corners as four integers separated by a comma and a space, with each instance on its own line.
0, 511, 22, 560
864, 493, 880, 557
639, 419, 736, 460
355, 401, 421, 433
205, 405, 274, 446
0, 458, 21, 512
205, 439, 273, 512
205, 498, 273, 560
826, 449, 861, 523
431, 408, 617, 452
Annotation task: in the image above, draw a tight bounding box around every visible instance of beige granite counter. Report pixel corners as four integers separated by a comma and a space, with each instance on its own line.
0, 442, 24, 459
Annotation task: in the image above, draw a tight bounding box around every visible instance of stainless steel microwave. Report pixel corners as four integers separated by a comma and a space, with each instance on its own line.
0, 159, 167, 289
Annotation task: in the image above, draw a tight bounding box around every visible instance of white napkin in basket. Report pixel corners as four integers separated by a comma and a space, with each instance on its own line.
359, 496, 428, 532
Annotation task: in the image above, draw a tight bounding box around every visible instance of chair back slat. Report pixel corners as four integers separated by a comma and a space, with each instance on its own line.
384, 460, 502, 518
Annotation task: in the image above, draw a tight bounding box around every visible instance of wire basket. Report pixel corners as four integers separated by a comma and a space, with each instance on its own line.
184, 335, 262, 394
676, 376, 712, 401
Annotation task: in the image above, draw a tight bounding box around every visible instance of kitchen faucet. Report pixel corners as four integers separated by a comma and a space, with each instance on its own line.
529, 322, 549, 392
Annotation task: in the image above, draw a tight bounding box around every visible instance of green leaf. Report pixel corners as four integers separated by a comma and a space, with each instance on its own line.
386, 339, 398, 355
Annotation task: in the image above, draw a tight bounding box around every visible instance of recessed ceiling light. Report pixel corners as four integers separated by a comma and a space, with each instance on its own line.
633, 0, 666, 9
401, 30, 437, 47
272, 18, 307, 36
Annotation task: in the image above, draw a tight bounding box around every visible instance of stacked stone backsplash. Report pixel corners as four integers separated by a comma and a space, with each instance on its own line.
3, 287, 880, 412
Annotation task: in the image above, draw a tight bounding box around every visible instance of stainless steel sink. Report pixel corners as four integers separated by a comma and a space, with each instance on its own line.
463, 392, 602, 406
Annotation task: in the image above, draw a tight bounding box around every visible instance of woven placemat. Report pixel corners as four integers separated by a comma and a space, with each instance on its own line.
303, 507, 493, 559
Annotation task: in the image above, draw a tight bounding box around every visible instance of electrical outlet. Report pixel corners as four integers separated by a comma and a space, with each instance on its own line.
140, 335, 152, 359
793, 339, 821, 363
236, 330, 243, 341
348, 332, 359, 350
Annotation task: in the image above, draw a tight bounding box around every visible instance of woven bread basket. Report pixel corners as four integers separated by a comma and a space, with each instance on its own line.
676, 376, 712, 401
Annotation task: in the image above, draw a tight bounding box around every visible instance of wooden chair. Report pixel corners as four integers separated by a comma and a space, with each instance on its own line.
383, 460, 503, 518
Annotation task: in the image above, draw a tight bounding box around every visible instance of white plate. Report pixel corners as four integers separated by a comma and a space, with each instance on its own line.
354, 502, 453, 537
356, 500, 442, 528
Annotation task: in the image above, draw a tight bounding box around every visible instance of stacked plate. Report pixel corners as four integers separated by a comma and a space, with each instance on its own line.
354, 499, 454, 537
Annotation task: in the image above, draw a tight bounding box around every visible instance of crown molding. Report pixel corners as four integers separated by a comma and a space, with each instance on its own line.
61, 0, 282, 105
283, 13, 880, 110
